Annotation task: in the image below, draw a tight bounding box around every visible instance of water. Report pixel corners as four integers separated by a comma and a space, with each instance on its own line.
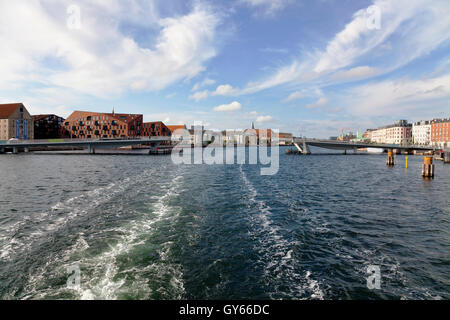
0, 148, 449, 300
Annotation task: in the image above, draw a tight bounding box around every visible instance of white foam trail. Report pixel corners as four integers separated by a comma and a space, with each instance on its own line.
0, 165, 168, 261
239, 166, 324, 300
21, 168, 186, 300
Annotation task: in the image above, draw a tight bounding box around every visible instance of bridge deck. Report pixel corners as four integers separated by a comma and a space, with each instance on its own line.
293, 138, 436, 151
0, 137, 172, 149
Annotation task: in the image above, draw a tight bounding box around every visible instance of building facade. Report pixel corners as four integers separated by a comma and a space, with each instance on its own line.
431, 118, 450, 147
222, 130, 245, 145
278, 132, 293, 145
33, 114, 65, 139
370, 120, 412, 145
412, 120, 431, 145
62, 111, 143, 139
363, 129, 375, 140
141, 122, 171, 137
0, 103, 34, 141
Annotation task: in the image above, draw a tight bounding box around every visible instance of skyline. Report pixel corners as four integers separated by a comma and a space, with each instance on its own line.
1, 0, 450, 138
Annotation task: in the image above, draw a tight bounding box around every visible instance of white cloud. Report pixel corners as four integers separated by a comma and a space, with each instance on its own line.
192, 78, 216, 91
256, 115, 273, 123
343, 74, 450, 117
189, 90, 209, 102
213, 101, 242, 112
283, 91, 304, 103
0, 1, 221, 97
306, 97, 329, 109
330, 66, 379, 81
236, 0, 450, 95
212, 84, 239, 96
239, 0, 291, 16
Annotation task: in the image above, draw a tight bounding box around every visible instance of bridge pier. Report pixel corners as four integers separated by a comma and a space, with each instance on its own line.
302, 140, 310, 155
292, 141, 310, 155
149, 142, 162, 155
12, 147, 18, 154
0, 147, 4, 154
444, 152, 450, 164
24, 147, 30, 153
88, 144, 96, 154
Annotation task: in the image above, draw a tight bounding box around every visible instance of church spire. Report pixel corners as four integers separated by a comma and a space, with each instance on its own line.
252, 122, 255, 130
112, 107, 115, 116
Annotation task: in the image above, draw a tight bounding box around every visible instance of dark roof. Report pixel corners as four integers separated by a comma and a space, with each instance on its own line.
32, 114, 64, 121
0, 103, 23, 119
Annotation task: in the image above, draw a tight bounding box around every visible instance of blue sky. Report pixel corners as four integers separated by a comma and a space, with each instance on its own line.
1, 0, 449, 137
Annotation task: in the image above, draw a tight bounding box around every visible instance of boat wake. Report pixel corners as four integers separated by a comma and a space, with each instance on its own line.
239, 166, 324, 300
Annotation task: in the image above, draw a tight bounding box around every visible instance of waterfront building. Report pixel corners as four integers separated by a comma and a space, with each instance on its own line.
0, 103, 34, 141
222, 130, 246, 145
141, 121, 171, 137
33, 114, 66, 139
370, 120, 412, 145
363, 129, 375, 140
278, 133, 293, 145
431, 118, 450, 148
412, 120, 431, 145
338, 132, 356, 142
167, 125, 187, 133
62, 110, 143, 139
255, 129, 273, 144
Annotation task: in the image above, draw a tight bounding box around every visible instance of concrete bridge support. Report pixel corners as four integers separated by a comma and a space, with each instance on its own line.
149, 142, 162, 155
0, 147, 4, 154
444, 152, 450, 164
12, 147, 18, 154
302, 140, 311, 155
88, 144, 96, 154
24, 147, 30, 153
293, 141, 310, 155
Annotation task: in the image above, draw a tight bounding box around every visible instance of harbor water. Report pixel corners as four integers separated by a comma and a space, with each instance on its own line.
0, 148, 448, 300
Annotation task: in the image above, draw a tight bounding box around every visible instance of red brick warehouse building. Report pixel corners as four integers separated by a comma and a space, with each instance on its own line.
62, 110, 143, 139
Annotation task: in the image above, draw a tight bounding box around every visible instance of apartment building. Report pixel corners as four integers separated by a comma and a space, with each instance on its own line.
412, 120, 431, 145
141, 122, 171, 137
370, 120, 412, 145
431, 118, 450, 147
62, 110, 143, 139
0, 103, 34, 140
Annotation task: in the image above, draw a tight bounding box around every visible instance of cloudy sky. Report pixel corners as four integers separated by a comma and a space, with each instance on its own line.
1, 0, 449, 137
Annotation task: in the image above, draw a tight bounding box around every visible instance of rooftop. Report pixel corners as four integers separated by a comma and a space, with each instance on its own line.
0, 103, 23, 119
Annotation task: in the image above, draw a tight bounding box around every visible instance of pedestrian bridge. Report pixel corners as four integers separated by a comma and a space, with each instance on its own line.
0, 137, 172, 154
292, 138, 436, 155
